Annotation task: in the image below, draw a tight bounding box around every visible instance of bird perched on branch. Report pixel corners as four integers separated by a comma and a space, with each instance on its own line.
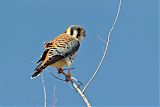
31, 25, 86, 81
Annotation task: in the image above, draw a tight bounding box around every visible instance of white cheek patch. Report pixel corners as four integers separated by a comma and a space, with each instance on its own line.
73, 30, 78, 38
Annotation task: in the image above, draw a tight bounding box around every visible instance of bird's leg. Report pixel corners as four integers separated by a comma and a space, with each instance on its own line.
58, 68, 73, 83
65, 68, 73, 83
57, 68, 66, 75
57, 68, 63, 74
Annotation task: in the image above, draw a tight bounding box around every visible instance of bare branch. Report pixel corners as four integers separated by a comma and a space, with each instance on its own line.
31, 60, 47, 107
82, 0, 122, 93
97, 35, 106, 43
52, 85, 57, 107
41, 74, 47, 107
33, 96, 36, 107
71, 82, 91, 107
49, 71, 66, 81
49, 71, 91, 107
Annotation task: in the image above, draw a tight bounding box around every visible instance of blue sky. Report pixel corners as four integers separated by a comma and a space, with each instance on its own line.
0, 0, 159, 107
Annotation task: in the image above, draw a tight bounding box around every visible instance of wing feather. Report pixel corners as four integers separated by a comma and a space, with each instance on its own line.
36, 49, 49, 63
33, 33, 80, 78
42, 33, 80, 66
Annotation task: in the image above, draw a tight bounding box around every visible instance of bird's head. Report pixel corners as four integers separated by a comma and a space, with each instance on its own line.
65, 25, 86, 41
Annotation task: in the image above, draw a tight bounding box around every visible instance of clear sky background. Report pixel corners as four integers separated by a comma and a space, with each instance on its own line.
0, 0, 158, 107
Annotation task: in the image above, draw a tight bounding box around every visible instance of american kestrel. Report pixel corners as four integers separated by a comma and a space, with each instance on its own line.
32, 25, 86, 81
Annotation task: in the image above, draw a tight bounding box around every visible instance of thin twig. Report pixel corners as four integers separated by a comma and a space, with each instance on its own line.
71, 82, 91, 107
41, 74, 47, 107
31, 60, 47, 107
71, 77, 83, 87
33, 96, 36, 107
97, 35, 106, 43
82, 0, 122, 93
49, 71, 66, 81
49, 71, 90, 107
52, 85, 57, 107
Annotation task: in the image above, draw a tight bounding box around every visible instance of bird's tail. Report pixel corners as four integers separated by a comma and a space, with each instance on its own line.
31, 63, 46, 79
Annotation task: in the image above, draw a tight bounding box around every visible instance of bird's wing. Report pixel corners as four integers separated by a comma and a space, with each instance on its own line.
32, 33, 80, 78
41, 33, 80, 67
36, 49, 49, 64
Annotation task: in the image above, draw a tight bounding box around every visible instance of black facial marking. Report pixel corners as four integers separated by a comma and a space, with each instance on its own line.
70, 28, 73, 35
77, 28, 81, 38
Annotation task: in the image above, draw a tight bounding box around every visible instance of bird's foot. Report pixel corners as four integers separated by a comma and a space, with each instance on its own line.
57, 68, 64, 74
57, 68, 73, 83
65, 71, 73, 83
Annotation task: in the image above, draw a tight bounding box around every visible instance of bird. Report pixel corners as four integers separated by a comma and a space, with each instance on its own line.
31, 25, 86, 81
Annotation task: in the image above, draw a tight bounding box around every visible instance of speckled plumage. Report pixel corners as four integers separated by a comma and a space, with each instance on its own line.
32, 25, 85, 79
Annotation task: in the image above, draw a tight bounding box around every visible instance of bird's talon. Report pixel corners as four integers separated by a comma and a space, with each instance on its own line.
57, 68, 64, 74
65, 75, 72, 82
65, 78, 70, 82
